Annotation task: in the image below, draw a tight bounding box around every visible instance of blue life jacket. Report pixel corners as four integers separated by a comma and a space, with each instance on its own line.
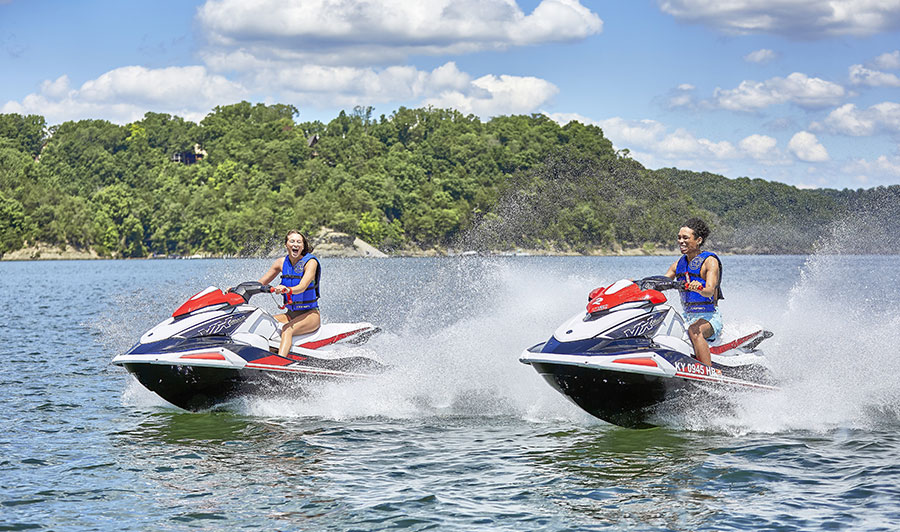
281, 253, 320, 311
675, 251, 723, 313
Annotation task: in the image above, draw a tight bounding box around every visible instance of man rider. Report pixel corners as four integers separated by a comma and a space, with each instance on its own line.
663, 218, 723, 366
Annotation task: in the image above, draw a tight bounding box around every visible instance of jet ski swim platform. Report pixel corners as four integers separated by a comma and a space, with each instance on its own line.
519, 276, 776, 428
112, 282, 385, 411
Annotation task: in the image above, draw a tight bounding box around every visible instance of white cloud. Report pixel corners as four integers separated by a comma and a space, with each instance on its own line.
244, 60, 557, 116
544, 113, 900, 188
191, 1, 589, 117
814, 102, 900, 136
658, 0, 900, 39
198, 0, 603, 67
712, 72, 847, 111
545, 113, 825, 184
658, 128, 739, 159
546, 114, 795, 166
508, 0, 604, 43
667, 84, 698, 108
843, 155, 900, 180
258, 64, 435, 104
596, 117, 669, 148
424, 71, 559, 116
873, 50, 900, 69
544, 111, 593, 125
848, 64, 900, 87
2, 61, 559, 123
744, 48, 777, 64
39, 75, 71, 99
739, 134, 778, 159
788, 131, 830, 162
80, 66, 245, 105
2, 66, 247, 124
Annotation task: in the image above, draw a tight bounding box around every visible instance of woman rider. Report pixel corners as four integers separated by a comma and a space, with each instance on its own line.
663, 218, 723, 366
259, 230, 321, 358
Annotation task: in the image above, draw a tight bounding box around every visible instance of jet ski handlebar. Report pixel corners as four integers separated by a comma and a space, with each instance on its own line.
227, 281, 276, 303
636, 275, 685, 292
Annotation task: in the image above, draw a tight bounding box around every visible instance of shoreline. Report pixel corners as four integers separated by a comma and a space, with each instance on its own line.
3, 245, 889, 261
8, 228, 846, 261
1, 228, 688, 261
1, 243, 682, 261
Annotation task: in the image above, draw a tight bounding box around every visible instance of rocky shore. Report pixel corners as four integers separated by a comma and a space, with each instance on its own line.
306, 228, 388, 258
1, 242, 101, 261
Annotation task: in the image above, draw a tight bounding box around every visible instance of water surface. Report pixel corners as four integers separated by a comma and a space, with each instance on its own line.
2, 254, 898, 530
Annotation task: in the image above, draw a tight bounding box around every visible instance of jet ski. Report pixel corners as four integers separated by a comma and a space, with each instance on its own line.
519, 276, 776, 428
112, 281, 385, 411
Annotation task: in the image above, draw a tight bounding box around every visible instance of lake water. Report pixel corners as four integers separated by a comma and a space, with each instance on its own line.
2, 253, 899, 531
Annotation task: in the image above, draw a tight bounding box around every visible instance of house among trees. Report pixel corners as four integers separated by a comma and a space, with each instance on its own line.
171, 143, 208, 164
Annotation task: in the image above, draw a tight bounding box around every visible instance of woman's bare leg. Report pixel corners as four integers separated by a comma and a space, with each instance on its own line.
277, 310, 321, 357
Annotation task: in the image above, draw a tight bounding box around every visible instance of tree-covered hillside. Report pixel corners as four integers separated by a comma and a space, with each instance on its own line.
655, 168, 900, 253
1, 103, 897, 258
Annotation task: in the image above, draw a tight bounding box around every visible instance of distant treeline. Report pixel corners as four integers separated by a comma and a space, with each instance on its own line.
1, 103, 898, 257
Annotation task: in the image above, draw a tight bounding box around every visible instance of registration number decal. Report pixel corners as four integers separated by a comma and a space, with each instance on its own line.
675, 361, 722, 377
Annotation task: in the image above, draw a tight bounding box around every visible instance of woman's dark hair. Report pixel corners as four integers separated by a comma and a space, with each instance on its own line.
683, 218, 711, 246
284, 230, 314, 255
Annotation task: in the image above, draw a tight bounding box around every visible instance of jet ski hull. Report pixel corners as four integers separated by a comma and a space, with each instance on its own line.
120, 359, 374, 411
117, 338, 386, 410
530, 361, 670, 428
122, 362, 254, 411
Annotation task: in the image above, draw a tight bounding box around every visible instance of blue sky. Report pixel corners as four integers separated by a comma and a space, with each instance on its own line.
3, 0, 900, 190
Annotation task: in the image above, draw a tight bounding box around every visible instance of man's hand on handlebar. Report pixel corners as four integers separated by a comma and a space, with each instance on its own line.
685, 280, 703, 292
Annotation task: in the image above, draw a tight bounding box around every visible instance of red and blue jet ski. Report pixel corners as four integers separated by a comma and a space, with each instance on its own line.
519, 276, 776, 428
112, 281, 384, 410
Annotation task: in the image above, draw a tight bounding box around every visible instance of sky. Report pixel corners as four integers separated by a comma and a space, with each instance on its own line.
2, 0, 900, 190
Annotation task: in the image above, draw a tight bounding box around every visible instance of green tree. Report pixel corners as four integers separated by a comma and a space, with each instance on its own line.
0, 113, 47, 158
0, 191, 26, 255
